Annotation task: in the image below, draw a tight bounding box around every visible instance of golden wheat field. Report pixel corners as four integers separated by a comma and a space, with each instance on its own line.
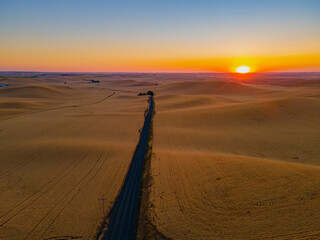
149, 74, 320, 239
0, 73, 150, 240
1, 73, 320, 240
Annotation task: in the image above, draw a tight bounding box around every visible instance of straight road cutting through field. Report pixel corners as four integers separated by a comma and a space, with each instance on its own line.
100, 95, 154, 240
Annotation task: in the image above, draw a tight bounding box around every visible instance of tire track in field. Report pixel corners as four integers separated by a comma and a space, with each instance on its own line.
0, 150, 88, 222
0, 91, 117, 224
102, 88, 139, 94
0, 118, 89, 183
38, 152, 110, 240
0, 150, 91, 226
0, 145, 52, 181
22, 151, 105, 240
1, 92, 115, 121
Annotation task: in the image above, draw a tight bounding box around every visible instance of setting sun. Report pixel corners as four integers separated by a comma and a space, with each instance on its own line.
236, 66, 250, 74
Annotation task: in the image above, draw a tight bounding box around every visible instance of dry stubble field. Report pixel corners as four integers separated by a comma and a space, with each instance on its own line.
1, 73, 320, 240
149, 74, 320, 240
0, 73, 151, 240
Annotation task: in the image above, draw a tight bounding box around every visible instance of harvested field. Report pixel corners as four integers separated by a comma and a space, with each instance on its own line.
0, 75, 149, 240
149, 76, 320, 239
1, 73, 320, 240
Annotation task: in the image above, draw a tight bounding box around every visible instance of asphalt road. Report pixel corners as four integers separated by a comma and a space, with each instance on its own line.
101, 95, 154, 240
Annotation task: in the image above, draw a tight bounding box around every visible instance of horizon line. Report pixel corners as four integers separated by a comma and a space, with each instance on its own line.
1, 70, 320, 74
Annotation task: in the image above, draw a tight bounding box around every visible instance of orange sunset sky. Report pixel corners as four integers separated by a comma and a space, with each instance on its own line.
1, 0, 320, 73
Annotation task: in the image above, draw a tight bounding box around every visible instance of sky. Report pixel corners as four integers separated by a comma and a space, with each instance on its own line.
1, 0, 320, 72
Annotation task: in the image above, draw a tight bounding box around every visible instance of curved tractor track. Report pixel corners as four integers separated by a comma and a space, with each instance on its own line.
2, 92, 115, 121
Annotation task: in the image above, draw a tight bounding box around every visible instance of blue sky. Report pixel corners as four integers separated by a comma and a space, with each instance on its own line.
1, 0, 320, 72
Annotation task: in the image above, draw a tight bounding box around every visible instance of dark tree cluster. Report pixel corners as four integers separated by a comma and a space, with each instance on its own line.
138, 90, 154, 96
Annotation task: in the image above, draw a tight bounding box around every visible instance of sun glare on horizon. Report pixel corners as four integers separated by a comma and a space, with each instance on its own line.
236, 66, 251, 74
